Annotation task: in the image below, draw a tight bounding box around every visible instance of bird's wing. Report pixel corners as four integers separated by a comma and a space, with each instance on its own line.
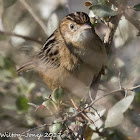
37, 37, 60, 69
17, 36, 61, 75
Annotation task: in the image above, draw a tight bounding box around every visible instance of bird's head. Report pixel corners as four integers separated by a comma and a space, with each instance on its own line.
59, 12, 94, 47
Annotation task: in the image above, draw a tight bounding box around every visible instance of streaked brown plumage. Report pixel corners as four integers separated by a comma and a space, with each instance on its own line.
17, 12, 107, 98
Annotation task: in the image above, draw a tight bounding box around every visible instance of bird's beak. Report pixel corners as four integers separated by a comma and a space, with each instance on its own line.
80, 24, 92, 30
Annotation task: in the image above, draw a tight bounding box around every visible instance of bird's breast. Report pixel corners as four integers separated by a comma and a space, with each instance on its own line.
40, 40, 106, 98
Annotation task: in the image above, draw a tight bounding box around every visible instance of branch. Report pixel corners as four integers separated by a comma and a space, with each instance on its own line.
73, 84, 140, 117
128, 85, 140, 91
68, 93, 95, 124
105, 0, 140, 54
122, 11, 140, 33
21, 120, 65, 135
20, 84, 140, 139
88, 84, 140, 109
0, 30, 43, 45
19, 0, 48, 36
109, 0, 140, 33
104, 14, 122, 54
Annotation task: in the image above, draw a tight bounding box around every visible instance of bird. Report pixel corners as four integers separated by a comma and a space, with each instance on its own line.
17, 12, 107, 99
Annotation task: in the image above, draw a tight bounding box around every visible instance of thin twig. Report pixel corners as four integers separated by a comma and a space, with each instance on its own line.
67, 93, 94, 126
88, 84, 140, 107
123, 11, 140, 33
0, 30, 43, 45
74, 84, 140, 117
128, 85, 140, 91
89, 88, 124, 106
20, 84, 140, 139
21, 124, 47, 135
19, 0, 48, 36
114, 64, 122, 89
89, 91, 94, 102
28, 102, 38, 108
64, 124, 75, 139
21, 120, 65, 135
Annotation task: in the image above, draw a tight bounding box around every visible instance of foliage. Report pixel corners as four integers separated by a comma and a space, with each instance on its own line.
89, 4, 118, 18
133, 3, 140, 11
105, 94, 134, 128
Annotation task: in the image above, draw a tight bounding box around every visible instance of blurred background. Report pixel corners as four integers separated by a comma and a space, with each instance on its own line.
0, 0, 140, 139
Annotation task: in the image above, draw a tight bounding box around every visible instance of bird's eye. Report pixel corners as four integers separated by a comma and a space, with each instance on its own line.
70, 24, 74, 30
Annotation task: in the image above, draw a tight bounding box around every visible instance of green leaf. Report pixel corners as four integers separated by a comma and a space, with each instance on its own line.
2, 105, 17, 111
16, 96, 29, 111
3, 0, 17, 9
90, 17, 98, 27
52, 88, 64, 103
136, 91, 140, 104
0, 56, 17, 78
98, 0, 108, 5
105, 94, 135, 128
42, 99, 57, 114
35, 99, 58, 118
133, 3, 140, 11
26, 83, 36, 94
17, 77, 35, 95
49, 119, 63, 133
89, 4, 118, 17
35, 105, 51, 118
0, 70, 13, 80
3, 56, 15, 69
87, 106, 106, 130
85, 0, 109, 7
90, 0, 98, 4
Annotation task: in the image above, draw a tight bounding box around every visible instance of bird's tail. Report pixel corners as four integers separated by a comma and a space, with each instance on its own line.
16, 61, 35, 75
